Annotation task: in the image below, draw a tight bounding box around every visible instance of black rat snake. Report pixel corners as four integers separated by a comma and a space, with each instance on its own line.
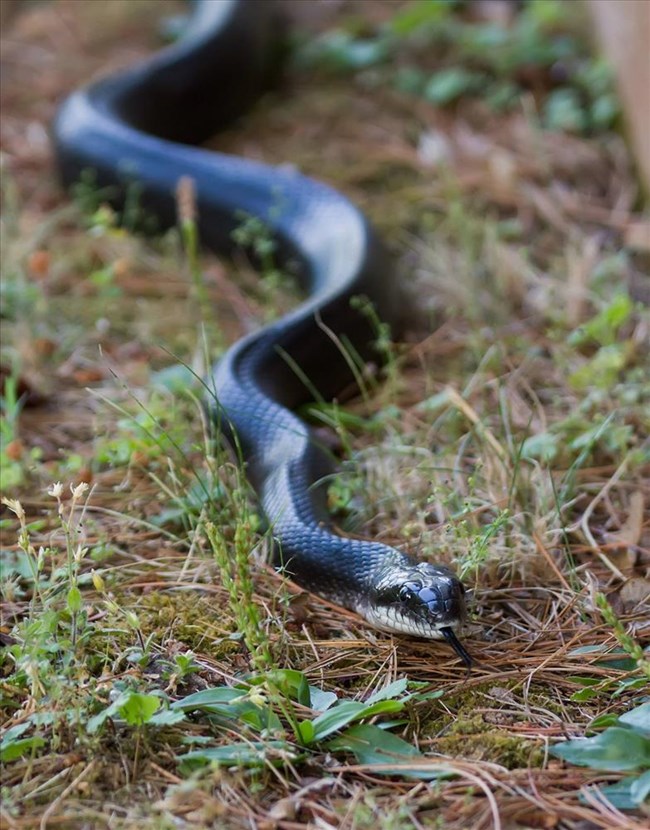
53, 0, 471, 665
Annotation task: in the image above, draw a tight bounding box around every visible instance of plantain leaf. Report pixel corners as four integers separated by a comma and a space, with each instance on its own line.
310, 699, 404, 741
551, 727, 650, 772
329, 724, 450, 780
619, 702, 650, 737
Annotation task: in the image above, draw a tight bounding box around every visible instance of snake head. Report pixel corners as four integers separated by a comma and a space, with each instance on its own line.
365, 561, 472, 667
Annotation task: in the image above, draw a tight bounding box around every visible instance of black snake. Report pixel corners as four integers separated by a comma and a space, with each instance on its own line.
53, 0, 471, 666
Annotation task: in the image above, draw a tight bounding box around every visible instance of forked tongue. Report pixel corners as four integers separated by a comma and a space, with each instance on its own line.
441, 627, 473, 672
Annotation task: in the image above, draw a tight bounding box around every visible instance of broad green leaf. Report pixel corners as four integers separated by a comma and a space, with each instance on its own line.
178, 740, 295, 772
631, 769, 650, 805
521, 432, 558, 463
569, 293, 633, 347
389, 0, 451, 36
67, 585, 82, 613
171, 687, 244, 711
1, 723, 30, 745
264, 669, 311, 707
424, 68, 487, 104
543, 87, 587, 133
366, 678, 409, 704
118, 693, 160, 726
311, 699, 404, 741
147, 709, 187, 727
568, 645, 639, 671
298, 31, 389, 73
297, 719, 315, 745
619, 702, 650, 737
172, 685, 281, 733
588, 713, 622, 732
594, 771, 650, 810
309, 687, 338, 712
410, 688, 445, 702
567, 676, 603, 687
569, 344, 628, 391
329, 724, 449, 781
613, 677, 649, 696
0, 736, 45, 763
570, 687, 602, 702
238, 705, 282, 734
87, 697, 124, 734
551, 727, 650, 772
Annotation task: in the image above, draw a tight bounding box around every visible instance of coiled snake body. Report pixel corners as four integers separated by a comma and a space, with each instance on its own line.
53, 0, 470, 664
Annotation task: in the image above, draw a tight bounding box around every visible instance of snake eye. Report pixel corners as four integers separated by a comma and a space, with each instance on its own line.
399, 582, 420, 602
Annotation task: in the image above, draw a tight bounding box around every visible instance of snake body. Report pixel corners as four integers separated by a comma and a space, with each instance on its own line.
53, 0, 470, 663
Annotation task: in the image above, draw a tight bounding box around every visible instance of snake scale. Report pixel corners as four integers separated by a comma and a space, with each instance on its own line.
53, 0, 471, 665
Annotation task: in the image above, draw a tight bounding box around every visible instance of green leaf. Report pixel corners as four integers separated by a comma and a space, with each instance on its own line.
178, 740, 296, 772
238, 705, 282, 734
87, 691, 169, 732
543, 88, 588, 133
171, 685, 281, 733
521, 432, 559, 463
0, 735, 46, 762
417, 390, 450, 413
87, 697, 124, 734
118, 692, 161, 726
1, 725, 45, 762
265, 669, 311, 707
298, 31, 389, 73
148, 709, 187, 727
567, 676, 602, 687
568, 645, 638, 671
310, 699, 404, 741
389, 0, 451, 37
424, 68, 487, 104
67, 585, 82, 613
171, 687, 244, 711
309, 687, 338, 712
569, 344, 629, 391
620, 703, 650, 737
150, 364, 198, 393
366, 678, 409, 704
631, 769, 650, 805
594, 771, 650, 810
590, 94, 619, 130
329, 724, 449, 780
1, 723, 30, 745
394, 66, 426, 95
551, 727, 650, 772
588, 714, 622, 731
570, 687, 602, 702
297, 719, 315, 745
613, 677, 649, 696
570, 293, 633, 347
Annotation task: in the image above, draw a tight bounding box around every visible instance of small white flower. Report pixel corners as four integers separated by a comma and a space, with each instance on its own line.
48, 481, 63, 498
74, 545, 88, 563
70, 481, 89, 500
1, 497, 25, 522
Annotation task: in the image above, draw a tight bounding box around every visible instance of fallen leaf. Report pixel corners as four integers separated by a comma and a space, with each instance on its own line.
606, 491, 644, 547
619, 577, 650, 610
